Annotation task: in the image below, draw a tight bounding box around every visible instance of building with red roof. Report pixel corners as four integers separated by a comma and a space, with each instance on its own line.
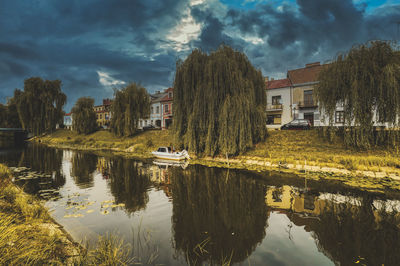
287, 62, 328, 126
266, 78, 293, 128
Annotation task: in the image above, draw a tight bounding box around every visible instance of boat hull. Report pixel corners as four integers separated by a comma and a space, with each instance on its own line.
151, 151, 187, 161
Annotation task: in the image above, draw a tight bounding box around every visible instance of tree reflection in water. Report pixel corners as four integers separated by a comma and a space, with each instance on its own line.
308, 195, 400, 265
170, 166, 268, 265
108, 158, 151, 214
13, 144, 65, 194
266, 185, 400, 265
71, 151, 97, 189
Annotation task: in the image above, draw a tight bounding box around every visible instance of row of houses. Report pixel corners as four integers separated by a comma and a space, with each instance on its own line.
265, 61, 391, 129
63, 61, 385, 132
64, 88, 174, 130
265, 62, 329, 129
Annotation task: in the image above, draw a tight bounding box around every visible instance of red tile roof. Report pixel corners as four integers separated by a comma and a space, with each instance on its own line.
287, 62, 327, 85
266, 78, 292, 90
161, 88, 173, 102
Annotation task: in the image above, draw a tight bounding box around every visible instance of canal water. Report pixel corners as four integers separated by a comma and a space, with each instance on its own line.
1, 143, 400, 265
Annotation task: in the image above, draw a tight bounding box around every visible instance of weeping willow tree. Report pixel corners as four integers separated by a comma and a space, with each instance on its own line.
170, 166, 268, 264
111, 83, 150, 137
173, 45, 266, 156
12, 77, 66, 135
315, 41, 400, 149
71, 97, 97, 134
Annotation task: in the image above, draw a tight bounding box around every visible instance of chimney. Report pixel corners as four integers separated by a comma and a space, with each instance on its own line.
306, 62, 320, 68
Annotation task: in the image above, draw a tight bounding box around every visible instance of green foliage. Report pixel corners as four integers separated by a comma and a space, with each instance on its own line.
316, 41, 400, 148
173, 45, 266, 156
72, 97, 98, 134
11, 77, 66, 135
111, 83, 150, 137
0, 99, 21, 128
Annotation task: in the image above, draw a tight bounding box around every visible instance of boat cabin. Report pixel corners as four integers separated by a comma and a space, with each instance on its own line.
157, 147, 172, 153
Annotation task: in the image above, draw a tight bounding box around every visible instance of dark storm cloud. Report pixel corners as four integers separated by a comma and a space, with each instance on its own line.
224, 0, 400, 75
0, 0, 399, 110
0, 0, 187, 110
190, 6, 237, 51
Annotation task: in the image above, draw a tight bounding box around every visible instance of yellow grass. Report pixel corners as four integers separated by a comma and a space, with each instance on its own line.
37, 129, 172, 158
0, 163, 136, 265
36, 129, 400, 188
245, 130, 400, 173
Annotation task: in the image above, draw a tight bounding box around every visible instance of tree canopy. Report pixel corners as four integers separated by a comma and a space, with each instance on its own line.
12, 77, 66, 135
110, 83, 150, 137
315, 41, 400, 148
0, 98, 21, 128
71, 97, 97, 134
173, 45, 266, 156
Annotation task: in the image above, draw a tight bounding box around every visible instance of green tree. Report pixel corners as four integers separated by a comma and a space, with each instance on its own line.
111, 83, 150, 136
173, 45, 266, 156
12, 77, 66, 135
71, 97, 97, 134
0, 102, 21, 128
315, 41, 400, 148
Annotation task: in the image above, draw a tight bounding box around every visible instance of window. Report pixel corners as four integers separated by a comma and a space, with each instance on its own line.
304, 90, 313, 106
267, 114, 281, 125
156, 106, 159, 113
272, 95, 282, 105
335, 111, 344, 123
151, 107, 154, 114
165, 104, 169, 113
140, 120, 142, 127
168, 92, 172, 98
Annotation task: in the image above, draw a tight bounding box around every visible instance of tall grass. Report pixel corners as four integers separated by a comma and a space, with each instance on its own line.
1, 163, 156, 265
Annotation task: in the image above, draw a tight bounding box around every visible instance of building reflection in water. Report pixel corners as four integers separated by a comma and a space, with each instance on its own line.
265, 184, 400, 265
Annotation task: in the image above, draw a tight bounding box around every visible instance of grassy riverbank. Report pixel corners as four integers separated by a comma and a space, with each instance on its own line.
35, 129, 400, 189
0, 164, 81, 264
0, 164, 135, 265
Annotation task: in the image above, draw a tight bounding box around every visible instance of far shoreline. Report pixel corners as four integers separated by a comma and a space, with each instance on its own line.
29, 129, 400, 193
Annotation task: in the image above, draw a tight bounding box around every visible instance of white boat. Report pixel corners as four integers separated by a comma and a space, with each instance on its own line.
151, 147, 190, 161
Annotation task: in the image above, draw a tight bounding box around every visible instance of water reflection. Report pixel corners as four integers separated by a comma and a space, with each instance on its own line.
0, 144, 65, 196
1, 144, 400, 265
265, 185, 400, 265
70, 152, 97, 189
170, 166, 268, 265
108, 157, 152, 214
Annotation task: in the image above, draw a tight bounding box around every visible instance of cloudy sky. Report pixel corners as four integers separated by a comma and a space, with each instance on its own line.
0, 0, 399, 111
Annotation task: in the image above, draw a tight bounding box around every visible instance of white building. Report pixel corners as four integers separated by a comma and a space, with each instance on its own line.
138, 90, 167, 129
266, 78, 293, 129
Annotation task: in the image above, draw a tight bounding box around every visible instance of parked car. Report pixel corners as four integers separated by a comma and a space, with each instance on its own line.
281, 119, 311, 130
142, 124, 156, 130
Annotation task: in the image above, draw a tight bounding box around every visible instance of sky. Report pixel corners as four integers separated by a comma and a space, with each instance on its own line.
0, 0, 399, 111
